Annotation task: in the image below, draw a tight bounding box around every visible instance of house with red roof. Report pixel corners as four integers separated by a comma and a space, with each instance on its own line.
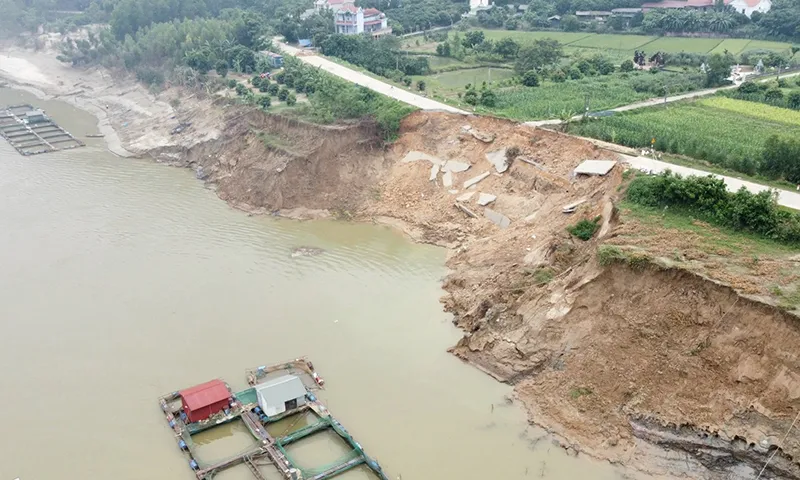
334, 4, 392, 37
179, 379, 232, 423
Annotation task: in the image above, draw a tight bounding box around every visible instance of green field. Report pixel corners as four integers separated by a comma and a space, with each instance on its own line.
699, 96, 800, 125
571, 98, 799, 171
490, 76, 654, 120
423, 29, 794, 57
644, 36, 724, 53
569, 33, 655, 50
710, 38, 752, 54
415, 67, 515, 91
475, 29, 591, 44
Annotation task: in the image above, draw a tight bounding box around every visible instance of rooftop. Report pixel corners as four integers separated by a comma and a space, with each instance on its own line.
180, 379, 230, 411
255, 375, 307, 404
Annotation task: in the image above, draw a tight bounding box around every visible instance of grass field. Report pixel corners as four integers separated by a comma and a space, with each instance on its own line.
404, 29, 795, 58
415, 67, 514, 91
644, 36, 724, 53
710, 38, 752, 54
569, 33, 655, 50
571, 99, 798, 171
490, 76, 654, 120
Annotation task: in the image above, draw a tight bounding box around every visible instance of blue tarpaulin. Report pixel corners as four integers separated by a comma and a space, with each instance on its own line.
298, 39, 313, 47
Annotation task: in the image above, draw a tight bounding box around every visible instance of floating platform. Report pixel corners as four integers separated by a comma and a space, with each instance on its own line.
158, 358, 389, 480
0, 104, 84, 155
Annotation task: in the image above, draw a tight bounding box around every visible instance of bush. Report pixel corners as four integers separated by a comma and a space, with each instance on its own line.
259, 81, 270, 93
480, 88, 497, 107
521, 70, 539, 87
215, 61, 228, 78
277, 86, 289, 101
257, 95, 271, 109
268, 83, 279, 96
567, 217, 601, 241
416, 80, 426, 91
274, 71, 285, 84
789, 92, 800, 110
286, 93, 297, 106
235, 83, 249, 96
551, 69, 567, 83
227, 79, 238, 89
620, 60, 635, 72
626, 171, 800, 244
136, 67, 165, 86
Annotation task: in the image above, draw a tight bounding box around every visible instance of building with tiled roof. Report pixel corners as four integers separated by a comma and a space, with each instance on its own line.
334, 5, 392, 37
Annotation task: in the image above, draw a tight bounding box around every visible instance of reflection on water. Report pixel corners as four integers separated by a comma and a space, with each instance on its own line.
0, 88, 643, 480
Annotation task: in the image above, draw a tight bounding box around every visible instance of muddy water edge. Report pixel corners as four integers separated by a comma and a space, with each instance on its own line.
0, 88, 643, 480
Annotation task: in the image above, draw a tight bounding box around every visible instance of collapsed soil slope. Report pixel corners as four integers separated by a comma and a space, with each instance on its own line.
150, 107, 800, 479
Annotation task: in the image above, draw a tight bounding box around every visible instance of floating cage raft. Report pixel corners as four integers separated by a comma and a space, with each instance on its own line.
0, 104, 84, 155
158, 358, 390, 480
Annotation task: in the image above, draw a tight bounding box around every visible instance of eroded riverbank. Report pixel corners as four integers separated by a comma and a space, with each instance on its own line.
0, 87, 643, 479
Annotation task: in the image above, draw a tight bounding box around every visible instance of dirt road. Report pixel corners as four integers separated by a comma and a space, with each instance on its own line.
277, 41, 468, 115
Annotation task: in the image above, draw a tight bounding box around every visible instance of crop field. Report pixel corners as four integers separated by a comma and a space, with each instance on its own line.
644, 36, 724, 53
569, 34, 655, 50
491, 76, 654, 120
571, 101, 798, 170
744, 39, 795, 53
710, 38, 752, 54
414, 67, 515, 91
475, 29, 591, 44
699, 96, 800, 126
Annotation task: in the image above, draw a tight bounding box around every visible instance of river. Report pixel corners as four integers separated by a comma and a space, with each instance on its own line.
0, 88, 639, 480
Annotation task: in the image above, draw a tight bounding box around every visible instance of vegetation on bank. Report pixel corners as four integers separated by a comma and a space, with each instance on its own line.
626, 172, 800, 244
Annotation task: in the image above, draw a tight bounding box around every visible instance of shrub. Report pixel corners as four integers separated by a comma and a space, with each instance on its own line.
567, 216, 601, 241
764, 87, 784, 102
597, 245, 626, 266
227, 79, 237, 89
277, 86, 289, 101
258, 82, 270, 93
135, 67, 165, 86
235, 83, 249, 96
620, 60, 635, 72
257, 95, 271, 109
416, 80, 426, 91
521, 70, 540, 87
627, 171, 800, 244
480, 88, 497, 107
286, 93, 297, 106
789, 92, 800, 110
274, 71, 285, 84
551, 69, 567, 83
268, 83, 279, 96
215, 61, 228, 78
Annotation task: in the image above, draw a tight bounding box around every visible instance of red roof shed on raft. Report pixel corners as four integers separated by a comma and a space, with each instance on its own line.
179, 379, 231, 423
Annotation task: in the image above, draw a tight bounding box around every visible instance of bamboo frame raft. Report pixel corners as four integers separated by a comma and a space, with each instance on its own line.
158, 357, 389, 480
0, 104, 84, 155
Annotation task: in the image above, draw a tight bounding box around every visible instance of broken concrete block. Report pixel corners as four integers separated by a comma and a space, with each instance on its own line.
442, 160, 471, 173
484, 208, 511, 228
486, 149, 508, 173
562, 199, 587, 214
463, 171, 490, 190
574, 160, 617, 176
442, 170, 453, 188
449, 189, 459, 194
429, 164, 440, 181
477, 193, 497, 206
457, 191, 476, 202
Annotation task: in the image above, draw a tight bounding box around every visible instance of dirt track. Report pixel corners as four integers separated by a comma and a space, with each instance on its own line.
4, 46, 800, 480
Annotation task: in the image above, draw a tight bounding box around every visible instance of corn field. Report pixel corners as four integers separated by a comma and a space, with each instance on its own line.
572, 101, 798, 174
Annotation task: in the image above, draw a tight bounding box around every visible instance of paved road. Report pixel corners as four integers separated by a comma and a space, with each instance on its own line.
526, 70, 800, 127
623, 154, 800, 211
278, 41, 468, 115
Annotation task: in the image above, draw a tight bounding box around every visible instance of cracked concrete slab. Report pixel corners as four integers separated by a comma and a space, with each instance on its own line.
464, 171, 490, 189
478, 193, 497, 206
486, 149, 508, 173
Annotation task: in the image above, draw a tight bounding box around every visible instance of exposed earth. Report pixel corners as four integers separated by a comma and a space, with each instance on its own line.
3, 44, 800, 480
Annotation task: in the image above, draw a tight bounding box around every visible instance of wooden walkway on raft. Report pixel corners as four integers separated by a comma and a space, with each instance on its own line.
0, 104, 84, 155
158, 358, 389, 480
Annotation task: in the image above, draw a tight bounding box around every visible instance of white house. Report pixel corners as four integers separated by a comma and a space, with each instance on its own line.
255, 375, 308, 417
334, 5, 391, 37
728, 0, 771, 16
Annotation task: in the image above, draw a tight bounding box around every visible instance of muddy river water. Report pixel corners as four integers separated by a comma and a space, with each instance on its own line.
0, 89, 640, 480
